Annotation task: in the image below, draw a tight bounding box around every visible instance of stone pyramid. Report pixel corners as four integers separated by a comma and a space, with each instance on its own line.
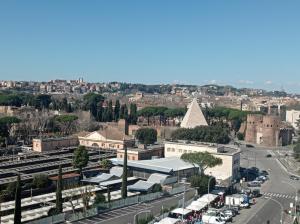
180, 98, 208, 128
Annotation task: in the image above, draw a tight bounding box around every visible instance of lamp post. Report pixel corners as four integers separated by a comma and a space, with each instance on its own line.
282, 181, 298, 218
265, 197, 284, 223
207, 174, 214, 208
133, 210, 152, 224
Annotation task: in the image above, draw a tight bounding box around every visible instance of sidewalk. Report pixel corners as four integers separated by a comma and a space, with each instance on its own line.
272, 150, 300, 178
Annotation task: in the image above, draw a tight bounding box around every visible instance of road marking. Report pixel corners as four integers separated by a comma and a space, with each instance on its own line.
91, 217, 103, 221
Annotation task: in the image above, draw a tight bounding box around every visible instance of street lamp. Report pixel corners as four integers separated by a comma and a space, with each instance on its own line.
133, 210, 152, 224
265, 197, 284, 223
181, 177, 187, 209
207, 174, 214, 208
282, 181, 298, 218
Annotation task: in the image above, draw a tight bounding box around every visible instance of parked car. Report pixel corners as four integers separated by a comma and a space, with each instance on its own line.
224, 206, 240, 215
222, 209, 236, 217
218, 212, 233, 222
247, 181, 261, 187
240, 202, 250, 208
260, 170, 269, 176
251, 189, 261, 198
266, 154, 272, 158
246, 144, 254, 148
290, 175, 300, 180
202, 215, 226, 224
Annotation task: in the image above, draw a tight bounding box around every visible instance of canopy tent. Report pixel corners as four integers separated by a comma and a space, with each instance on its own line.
155, 217, 181, 224
170, 208, 192, 216
186, 201, 207, 211
197, 194, 218, 204
127, 180, 155, 192
81, 173, 119, 184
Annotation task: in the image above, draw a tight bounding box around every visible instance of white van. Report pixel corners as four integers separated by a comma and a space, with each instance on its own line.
202, 215, 225, 224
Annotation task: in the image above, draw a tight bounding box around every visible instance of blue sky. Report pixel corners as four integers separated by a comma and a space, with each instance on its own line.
0, 1, 300, 92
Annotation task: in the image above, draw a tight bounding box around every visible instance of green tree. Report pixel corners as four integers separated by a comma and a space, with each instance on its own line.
100, 159, 112, 169
152, 184, 162, 193
237, 132, 244, 141
189, 174, 216, 195
114, 100, 120, 121
181, 151, 222, 174
32, 174, 50, 189
56, 165, 63, 213
94, 193, 106, 205
108, 100, 113, 121
0, 116, 21, 144
6, 181, 17, 198
73, 146, 89, 179
129, 103, 138, 124
135, 128, 157, 144
120, 104, 128, 120
14, 174, 22, 224
62, 97, 68, 112
96, 103, 103, 122
35, 94, 51, 109
171, 125, 230, 144
121, 147, 128, 199
55, 114, 78, 135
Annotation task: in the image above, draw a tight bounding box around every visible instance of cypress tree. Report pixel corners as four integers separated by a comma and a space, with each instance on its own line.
124, 104, 128, 120
120, 104, 125, 119
96, 103, 103, 122
108, 100, 113, 121
14, 174, 22, 224
129, 103, 137, 124
114, 100, 120, 121
56, 165, 63, 213
121, 146, 128, 199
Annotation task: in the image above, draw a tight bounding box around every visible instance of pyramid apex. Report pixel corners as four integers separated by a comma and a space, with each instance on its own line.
180, 98, 208, 128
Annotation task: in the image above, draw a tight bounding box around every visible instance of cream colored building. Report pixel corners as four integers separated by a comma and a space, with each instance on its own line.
32, 137, 79, 152
164, 141, 240, 183
78, 126, 135, 150
286, 110, 300, 130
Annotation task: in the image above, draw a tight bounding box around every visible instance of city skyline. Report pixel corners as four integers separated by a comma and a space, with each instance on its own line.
1, 1, 300, 92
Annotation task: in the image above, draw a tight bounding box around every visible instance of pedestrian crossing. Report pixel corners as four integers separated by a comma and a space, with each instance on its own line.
262, 192, 295, 199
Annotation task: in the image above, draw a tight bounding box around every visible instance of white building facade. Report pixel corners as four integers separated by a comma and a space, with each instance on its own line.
286, 110, 300, 130
164, 141, 240, 184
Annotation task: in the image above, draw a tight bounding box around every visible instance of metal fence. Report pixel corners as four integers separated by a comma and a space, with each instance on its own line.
31, 186, 186, 224
29, 213, 65, 224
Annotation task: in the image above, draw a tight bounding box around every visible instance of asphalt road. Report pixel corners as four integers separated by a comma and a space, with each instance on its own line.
70, 189, 195, 224
240, 146, 300, 224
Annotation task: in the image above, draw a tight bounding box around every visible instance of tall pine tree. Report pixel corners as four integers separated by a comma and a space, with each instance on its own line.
121, 146, 128, 199
14, 174, 22, 224
56, 165, 63, 213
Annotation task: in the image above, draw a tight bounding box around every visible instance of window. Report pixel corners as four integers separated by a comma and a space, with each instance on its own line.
167, 148, 171, 152
184, 150, 187, 153
178, 149, 182, 153
172, 148, 175, 152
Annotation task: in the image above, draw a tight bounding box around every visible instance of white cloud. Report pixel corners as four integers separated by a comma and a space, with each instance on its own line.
209, 79, 217, 84
238, 80, 254, 85
265, 80, 273, 85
